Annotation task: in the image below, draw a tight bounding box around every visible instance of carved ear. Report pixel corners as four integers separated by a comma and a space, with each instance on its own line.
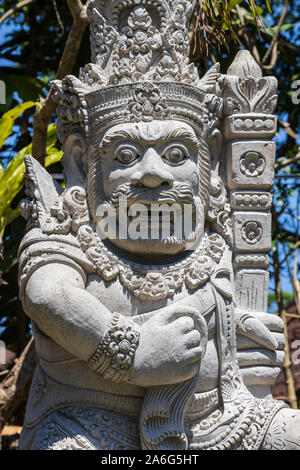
208, 128, 222, 166
63, 133, 87, 188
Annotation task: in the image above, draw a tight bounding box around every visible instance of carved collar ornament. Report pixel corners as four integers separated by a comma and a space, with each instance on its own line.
78, 221, 229, 302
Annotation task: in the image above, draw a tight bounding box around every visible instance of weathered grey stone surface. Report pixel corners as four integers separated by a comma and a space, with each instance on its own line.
18, 0, 300, 450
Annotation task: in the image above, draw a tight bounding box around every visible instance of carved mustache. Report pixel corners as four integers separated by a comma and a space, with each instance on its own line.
110, 182, 197, 210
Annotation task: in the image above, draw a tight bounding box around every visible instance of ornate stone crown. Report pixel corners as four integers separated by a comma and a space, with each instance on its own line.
52, 0, 223, 143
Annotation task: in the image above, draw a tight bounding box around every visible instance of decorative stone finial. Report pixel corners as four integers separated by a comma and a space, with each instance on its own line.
227, 49, 262, 79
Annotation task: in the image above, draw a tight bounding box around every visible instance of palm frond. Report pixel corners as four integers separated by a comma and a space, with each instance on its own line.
190, 0, 267, 57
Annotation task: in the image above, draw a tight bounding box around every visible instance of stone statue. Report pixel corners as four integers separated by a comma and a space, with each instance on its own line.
18, 0, 300, 450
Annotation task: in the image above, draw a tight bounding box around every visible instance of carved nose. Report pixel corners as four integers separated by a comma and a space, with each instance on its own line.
133, 173, 172, 189
131, 149, 174, 189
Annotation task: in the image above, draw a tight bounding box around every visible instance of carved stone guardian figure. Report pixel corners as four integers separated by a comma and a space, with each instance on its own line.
18, 0, 300, 450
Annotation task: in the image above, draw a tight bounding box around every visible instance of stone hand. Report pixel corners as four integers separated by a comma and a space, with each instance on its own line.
235, 309, 285, 387
127, 305, 208, 387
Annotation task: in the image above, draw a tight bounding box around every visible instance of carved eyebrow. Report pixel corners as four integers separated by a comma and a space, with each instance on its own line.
99, 127, 200, 151
164, 129, 200, 150
100, 129, 142, 149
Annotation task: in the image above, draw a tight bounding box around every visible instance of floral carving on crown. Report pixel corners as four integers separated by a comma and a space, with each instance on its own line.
111, 7, 162, 83
129, 82, 170, 122
87, 0, 197, 86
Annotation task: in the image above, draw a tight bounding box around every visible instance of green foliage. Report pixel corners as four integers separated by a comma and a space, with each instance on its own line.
0, 124, 63, 238
0, 75, 47, 114
0, 109, 62, 353
0, 101, 36, 151
268, 291, 293, 307
0, 99, 63, 239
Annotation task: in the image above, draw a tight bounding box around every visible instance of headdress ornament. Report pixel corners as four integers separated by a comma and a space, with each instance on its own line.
52, 0, 223, 143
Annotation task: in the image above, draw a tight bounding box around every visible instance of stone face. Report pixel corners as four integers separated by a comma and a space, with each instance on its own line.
17, 0, 300, 451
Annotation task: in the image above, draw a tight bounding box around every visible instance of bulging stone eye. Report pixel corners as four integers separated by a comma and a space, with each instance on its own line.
163, 146, 186, 164
115, 147, 139, 164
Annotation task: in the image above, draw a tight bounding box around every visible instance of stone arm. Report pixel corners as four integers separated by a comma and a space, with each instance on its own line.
23, 263, 113, 362
23, 262, 206, 387
235, 309, 285, 393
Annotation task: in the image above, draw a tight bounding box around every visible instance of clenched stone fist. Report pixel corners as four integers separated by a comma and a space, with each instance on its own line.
127, 305, 208, 387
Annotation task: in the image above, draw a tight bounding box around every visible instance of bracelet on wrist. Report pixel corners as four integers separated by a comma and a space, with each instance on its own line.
88, 312, 140, 383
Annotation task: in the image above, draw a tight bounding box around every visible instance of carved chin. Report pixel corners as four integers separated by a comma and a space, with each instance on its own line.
106, 222, 205, 256
109, 237, 189, 256
93, 200, 205, 257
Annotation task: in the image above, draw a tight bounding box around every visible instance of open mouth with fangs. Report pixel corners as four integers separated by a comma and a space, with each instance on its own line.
124, 201, 181, 236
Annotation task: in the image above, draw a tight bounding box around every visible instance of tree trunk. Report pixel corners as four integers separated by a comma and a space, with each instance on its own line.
282, 312, 298, 409
0, 337, 36, 449
273, 236, 298, 408
32, 0, 90, 165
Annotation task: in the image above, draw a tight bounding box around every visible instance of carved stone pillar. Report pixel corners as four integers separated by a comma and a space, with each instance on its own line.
222, 51, 278, 398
